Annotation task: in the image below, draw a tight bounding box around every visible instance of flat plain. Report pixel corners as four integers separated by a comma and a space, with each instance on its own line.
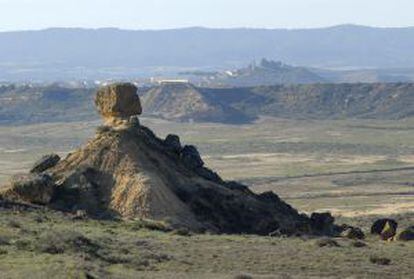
2, 117, 414, 217
1, 117, 414, 278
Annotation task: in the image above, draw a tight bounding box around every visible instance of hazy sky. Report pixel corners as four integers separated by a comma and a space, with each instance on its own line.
1, 0, 413, 31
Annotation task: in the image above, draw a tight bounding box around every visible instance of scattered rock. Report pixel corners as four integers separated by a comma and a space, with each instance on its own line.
380, 221, 397, 241
340, 226, 365, 240
396, 226, 414, 241
369, 256, 391, 265
371, 218, 398, 235
315, 238, 340, 247
171, 228, 192, 236
95, 83, 142, 119
2, 174, 55, 205
310, 212, 335, 235
351, 240, 367, 248
51, 167, 105, 216
30, 154, 60, 173
164, 134, 182, 152
180, 145, 204, 169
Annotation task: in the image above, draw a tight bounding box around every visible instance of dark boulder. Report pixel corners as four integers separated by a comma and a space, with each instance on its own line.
370, 256, 391, 265
30, 154, 60, 173
51, 166, 109, 217
164, 134, 182, 153
340, 226, 365, 240
371, 219, 398, 235
396, 226, 414, 241
310, 212, 335, 234
1, 173, 55, 205
380, 221, 397, 241
180, 145, 204, 169
195, 167, 222, 183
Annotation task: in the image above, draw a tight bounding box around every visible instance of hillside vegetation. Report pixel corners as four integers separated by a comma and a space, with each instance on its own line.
1, 83, 414, 125
208, 83, 414, 120
0, 84, 95, 124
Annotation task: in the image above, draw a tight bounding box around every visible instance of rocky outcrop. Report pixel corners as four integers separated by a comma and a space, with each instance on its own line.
180, 145, 204, 170
30, 154, 61, 174
310, 212, 335, 235
1, 173, 55, 205
340, 225, 365, 240
164, 134, 182, 153
95, 83, 142, 126
0, 83, 342, 235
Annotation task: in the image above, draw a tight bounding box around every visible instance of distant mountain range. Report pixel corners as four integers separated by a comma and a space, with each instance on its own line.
2, 25, 414, 81
2, 83, 414, 125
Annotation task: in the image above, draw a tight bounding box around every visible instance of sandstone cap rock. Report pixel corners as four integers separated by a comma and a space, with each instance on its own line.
95, 83, 142, 118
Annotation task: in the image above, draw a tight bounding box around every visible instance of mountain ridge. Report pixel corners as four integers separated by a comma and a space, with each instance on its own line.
2, 25, 414, 81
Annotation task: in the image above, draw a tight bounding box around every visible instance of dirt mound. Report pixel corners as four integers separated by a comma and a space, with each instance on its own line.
141, 83, 253, 124
0, 83, 337, 235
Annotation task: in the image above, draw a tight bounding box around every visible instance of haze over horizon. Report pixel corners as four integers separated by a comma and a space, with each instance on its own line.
1, 0, 413, 31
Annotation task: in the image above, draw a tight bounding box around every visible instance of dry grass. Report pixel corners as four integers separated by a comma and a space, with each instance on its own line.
3, 117, 414, 217
0, 208, 413, 278
1, 117, 414, 277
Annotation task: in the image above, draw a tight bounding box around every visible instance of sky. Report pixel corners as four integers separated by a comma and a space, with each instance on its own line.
0, 0, 413, 31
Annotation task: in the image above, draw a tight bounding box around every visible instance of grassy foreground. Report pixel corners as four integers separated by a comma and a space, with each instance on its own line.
0, 207, 413, 279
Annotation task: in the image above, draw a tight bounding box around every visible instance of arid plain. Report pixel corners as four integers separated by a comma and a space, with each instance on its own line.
1, 116, 414, 278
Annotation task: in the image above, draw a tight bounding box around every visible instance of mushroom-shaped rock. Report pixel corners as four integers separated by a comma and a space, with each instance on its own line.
95, 83, 142, 119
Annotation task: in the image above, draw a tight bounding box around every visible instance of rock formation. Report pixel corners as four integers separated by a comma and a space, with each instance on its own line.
396, 226, 414, 241
371, 219, 398, 235
380, 221, 397, 241
0, 83, 340, 235
95, 83, 142, 127
2, 173, 55, 205
30, 154, 61, 174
